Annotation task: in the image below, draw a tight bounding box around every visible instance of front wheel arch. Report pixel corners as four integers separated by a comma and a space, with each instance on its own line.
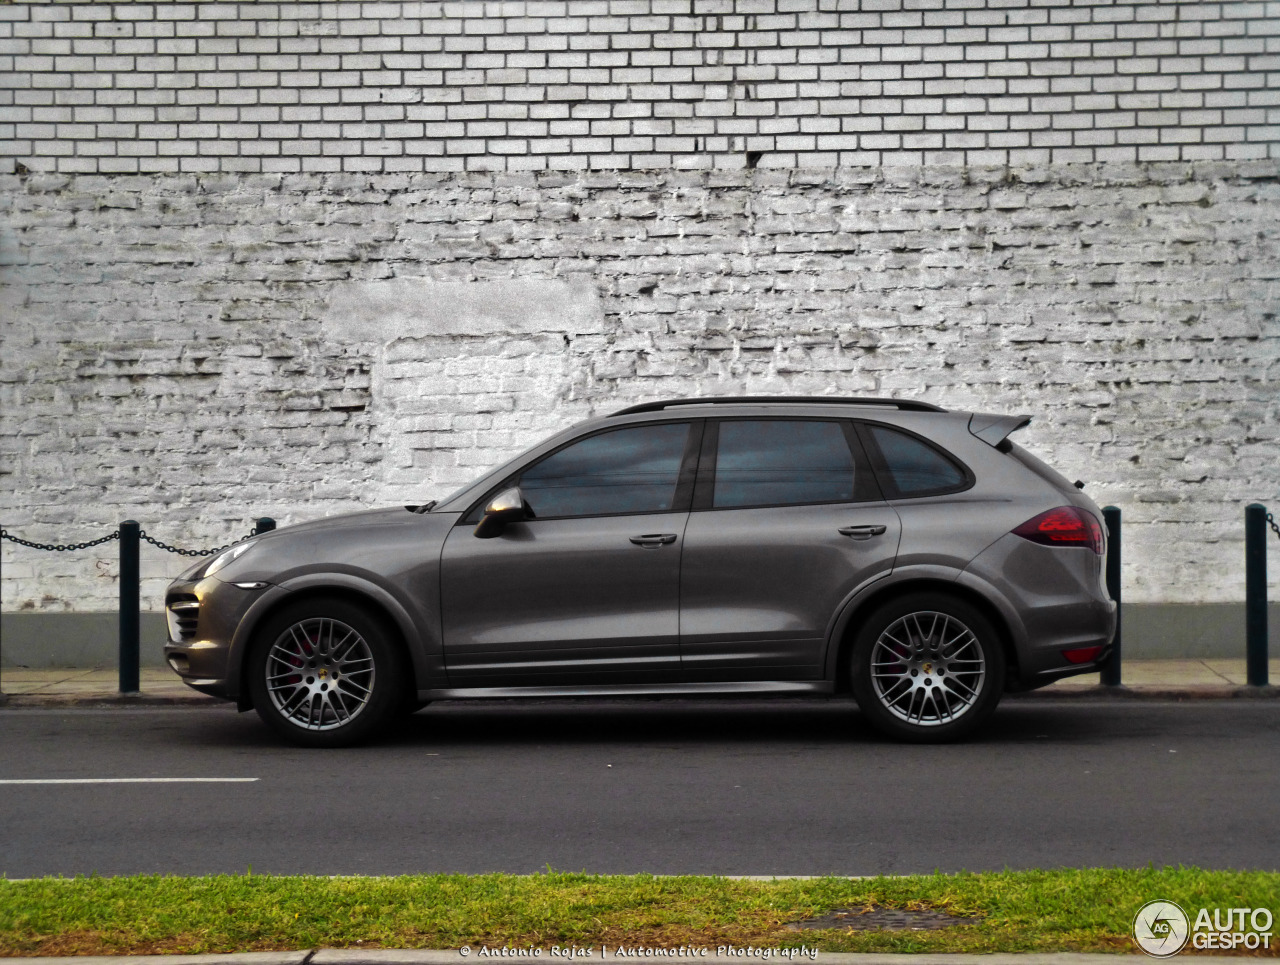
235, 586, 418, 712
246, 597, 412, 747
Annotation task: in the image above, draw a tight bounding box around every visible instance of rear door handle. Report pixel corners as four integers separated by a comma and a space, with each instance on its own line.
838, 524, 888, 540
629, 533, 678, 547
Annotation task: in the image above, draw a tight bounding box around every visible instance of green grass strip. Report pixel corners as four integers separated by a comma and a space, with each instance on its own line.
1, 868, 1277, 957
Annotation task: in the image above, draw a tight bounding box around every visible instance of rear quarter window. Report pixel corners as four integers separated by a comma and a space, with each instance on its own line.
862, 423, 971, 498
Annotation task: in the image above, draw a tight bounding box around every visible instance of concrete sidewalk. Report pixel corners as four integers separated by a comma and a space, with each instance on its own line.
1, 660, 1277, 705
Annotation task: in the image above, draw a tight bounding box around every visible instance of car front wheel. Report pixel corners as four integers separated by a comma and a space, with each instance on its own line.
248, 600, 406, 747
850, 594, 1005, 742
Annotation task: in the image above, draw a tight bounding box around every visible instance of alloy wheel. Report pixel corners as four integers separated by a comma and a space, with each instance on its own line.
265, 617, 376, 731
869, 610, 987, 727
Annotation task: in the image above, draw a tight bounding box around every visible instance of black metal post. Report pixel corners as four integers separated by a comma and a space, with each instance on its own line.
118, 520, 140, 694
1245, 503, 1269, 687
0, 530, 6, 702
1102, 506, 1122, 687
255, 517, 276, 534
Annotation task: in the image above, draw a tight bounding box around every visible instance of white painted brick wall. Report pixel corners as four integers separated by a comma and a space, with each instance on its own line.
0, 1, 1278, 174
1, 163, 1278, 613
1, 3, 1278, 617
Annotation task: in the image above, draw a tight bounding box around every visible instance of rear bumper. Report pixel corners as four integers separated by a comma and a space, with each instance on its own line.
960, 533, 1117, 689
1007, 645, 1114, 691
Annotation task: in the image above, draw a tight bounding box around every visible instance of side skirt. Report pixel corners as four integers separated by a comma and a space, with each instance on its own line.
421, 680, 837, 700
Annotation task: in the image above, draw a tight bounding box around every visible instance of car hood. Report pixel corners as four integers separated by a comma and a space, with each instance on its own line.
184, 507, 458, 585
259, 506, 421, 538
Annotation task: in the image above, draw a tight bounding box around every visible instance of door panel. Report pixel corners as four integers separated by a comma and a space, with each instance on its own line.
679, 504, 901, 680
440, 513, 687, 686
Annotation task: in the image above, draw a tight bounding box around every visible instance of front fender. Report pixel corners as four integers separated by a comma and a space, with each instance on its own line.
226, 571, 439, 706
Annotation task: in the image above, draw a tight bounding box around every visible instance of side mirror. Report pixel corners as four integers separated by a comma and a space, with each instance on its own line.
473, 487, 528, 539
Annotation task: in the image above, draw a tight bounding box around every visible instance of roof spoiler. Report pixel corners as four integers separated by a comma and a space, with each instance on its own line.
968, 412, 1032, 447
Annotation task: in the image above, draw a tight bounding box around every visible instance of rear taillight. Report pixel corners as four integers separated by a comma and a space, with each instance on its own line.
1012, 506, 1104, 554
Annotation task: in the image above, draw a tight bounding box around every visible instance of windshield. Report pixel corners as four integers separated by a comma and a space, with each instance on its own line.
426, 414, 639, 512
432, 477, 482, 509
428, 426, 580, 511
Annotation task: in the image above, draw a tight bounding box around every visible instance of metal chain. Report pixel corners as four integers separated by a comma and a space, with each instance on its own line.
1, 528, 120, 552
139, 526, 263, 558
1268, 512, 1280, 542
2, 525, 263, 557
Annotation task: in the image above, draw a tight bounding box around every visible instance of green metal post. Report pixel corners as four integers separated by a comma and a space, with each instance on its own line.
255, 517, 276, 534
0, 531, 6, 702
119, 520, 140, 694
1245, 504, 1269, 687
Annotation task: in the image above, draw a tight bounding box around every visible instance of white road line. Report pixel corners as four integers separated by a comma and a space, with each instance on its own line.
0, 778, 259, 784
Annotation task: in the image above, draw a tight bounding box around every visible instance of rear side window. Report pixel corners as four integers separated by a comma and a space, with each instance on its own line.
713, 420, 858, 509
518, 422, 690, 518
865, 424, 968, 498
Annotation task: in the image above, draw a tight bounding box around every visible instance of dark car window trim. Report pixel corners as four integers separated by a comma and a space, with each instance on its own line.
692, 416, 882, 513
690, 418, 719, 512
842, 420, 885, 502
459, 418, 703, 525
672, 418, 705, 510
853, 419, 975, 500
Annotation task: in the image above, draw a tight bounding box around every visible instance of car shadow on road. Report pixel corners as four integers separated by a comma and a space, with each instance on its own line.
175, 696, 1272, 750
375, 696, 1140, 748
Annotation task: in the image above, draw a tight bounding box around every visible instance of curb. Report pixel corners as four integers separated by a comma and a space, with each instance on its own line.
1004, 684, 1280, 700
0, 692, 220, 708
0, 951, 1255, 965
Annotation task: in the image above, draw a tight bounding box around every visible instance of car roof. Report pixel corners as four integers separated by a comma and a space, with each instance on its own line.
609, 396, 946, 417
433, 397, 997, 514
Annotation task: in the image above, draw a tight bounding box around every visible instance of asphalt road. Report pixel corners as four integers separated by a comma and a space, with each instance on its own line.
1, 698, 1278, 878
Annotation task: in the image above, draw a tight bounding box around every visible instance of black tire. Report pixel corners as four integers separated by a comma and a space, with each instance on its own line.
850, 593, 1006, 743
247, 599, 408, 748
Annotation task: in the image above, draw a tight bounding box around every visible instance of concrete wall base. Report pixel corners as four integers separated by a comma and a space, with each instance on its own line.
1114, 603, 1278, 659
2, 613, 171, 669
1, 604, 1276, 669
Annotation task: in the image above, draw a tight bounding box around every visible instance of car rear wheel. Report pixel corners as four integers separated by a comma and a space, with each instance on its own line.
850, 594, 1005, 742
248, 600, 406, 747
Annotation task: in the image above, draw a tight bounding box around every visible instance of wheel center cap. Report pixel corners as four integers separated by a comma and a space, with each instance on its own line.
923, 662, 933, 674
318, 668, 328, 680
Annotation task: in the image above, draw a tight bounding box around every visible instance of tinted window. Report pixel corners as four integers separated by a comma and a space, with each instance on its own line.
714, 420, 856, 508
868, 425, 966, 496
519, 423, 689, 518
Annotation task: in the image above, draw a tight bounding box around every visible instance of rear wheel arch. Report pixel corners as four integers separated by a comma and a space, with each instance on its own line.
832, 579, 1019, 694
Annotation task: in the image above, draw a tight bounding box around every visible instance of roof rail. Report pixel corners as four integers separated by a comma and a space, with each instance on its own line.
610, 396, 946, 417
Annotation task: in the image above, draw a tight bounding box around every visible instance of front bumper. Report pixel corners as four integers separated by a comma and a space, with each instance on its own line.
163, 574, 275, 701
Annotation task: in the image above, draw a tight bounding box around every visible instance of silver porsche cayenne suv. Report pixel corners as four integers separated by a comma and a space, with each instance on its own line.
165, 397, 1116, 746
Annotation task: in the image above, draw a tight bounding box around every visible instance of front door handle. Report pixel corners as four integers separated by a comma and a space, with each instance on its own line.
838, 524, 888, 540
629, 533, 678, 547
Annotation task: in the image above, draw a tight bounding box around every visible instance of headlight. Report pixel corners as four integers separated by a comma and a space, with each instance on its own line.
205, 542, 254, 577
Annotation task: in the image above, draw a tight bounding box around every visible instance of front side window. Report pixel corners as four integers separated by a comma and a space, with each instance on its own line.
866, 424, 968, 497
518, 422, 690, 518
713, 420, 857, 509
